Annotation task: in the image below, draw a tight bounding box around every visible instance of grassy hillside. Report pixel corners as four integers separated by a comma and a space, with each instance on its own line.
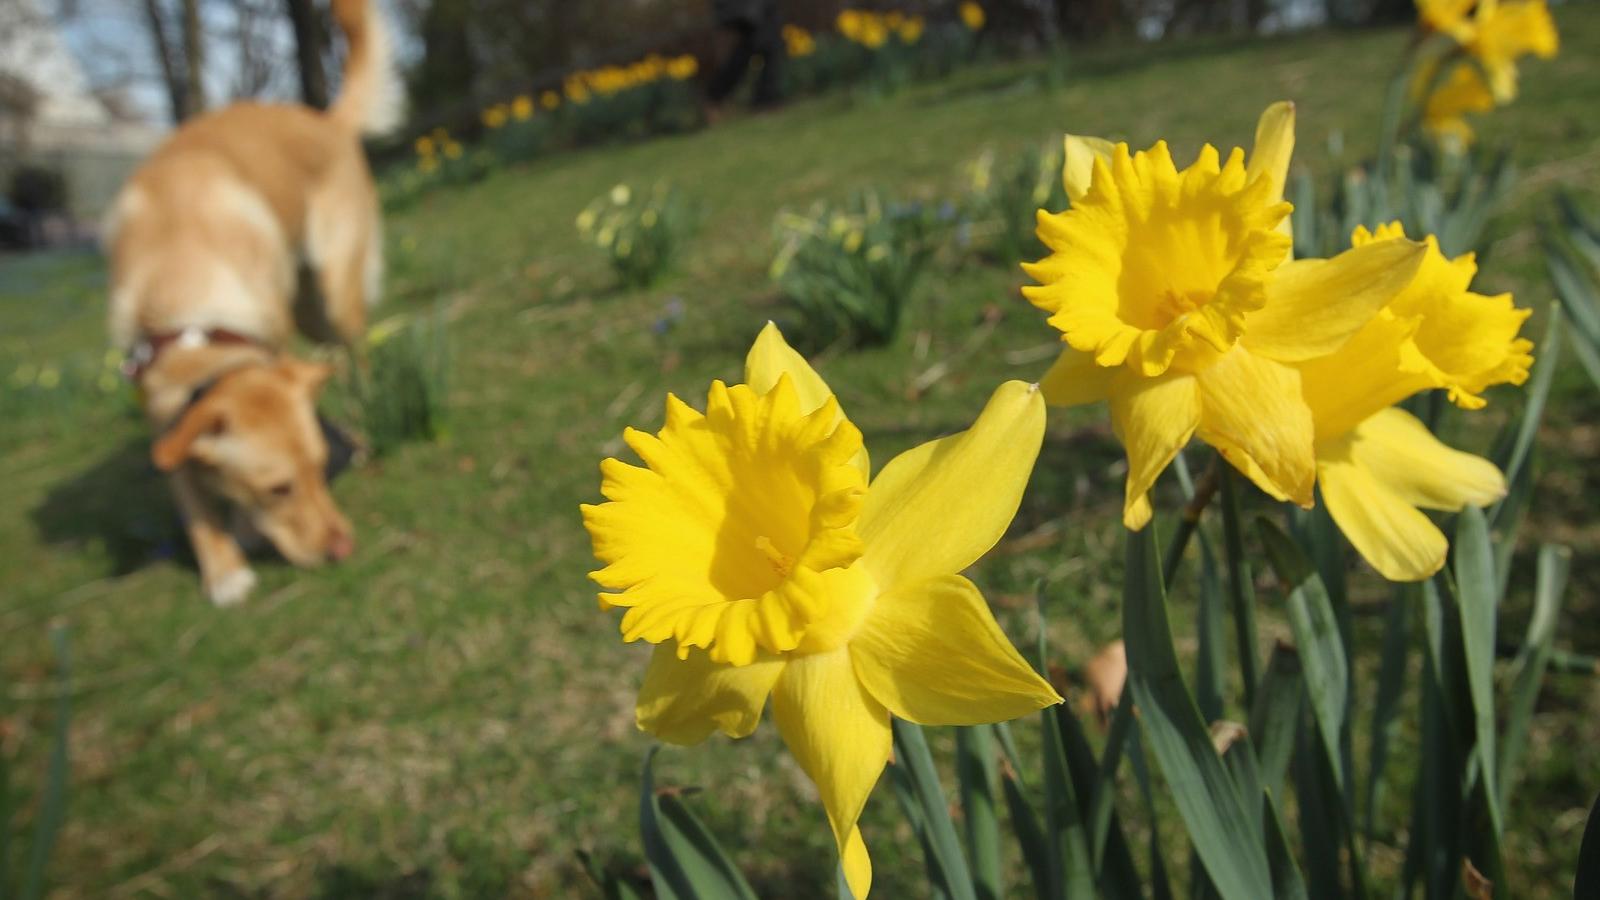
4, 10, 1600, 896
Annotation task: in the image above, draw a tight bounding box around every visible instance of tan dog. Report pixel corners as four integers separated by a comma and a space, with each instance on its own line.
104, 0, 401, 606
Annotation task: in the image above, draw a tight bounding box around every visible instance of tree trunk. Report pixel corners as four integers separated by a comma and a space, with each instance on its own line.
140, 0, 189, 122
181, 0, 206, 116
284, 0, 329, 108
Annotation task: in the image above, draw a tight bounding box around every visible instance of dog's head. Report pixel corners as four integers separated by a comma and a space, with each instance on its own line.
152, 358, 355, 567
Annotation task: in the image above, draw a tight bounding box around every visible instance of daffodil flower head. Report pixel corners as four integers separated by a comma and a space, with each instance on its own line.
1296, 221, 1532, 581
1025, 102, 1430, 529
583, 324, 1060, 897
1466, 0, 1559, 102
1025, 140, 1292, 378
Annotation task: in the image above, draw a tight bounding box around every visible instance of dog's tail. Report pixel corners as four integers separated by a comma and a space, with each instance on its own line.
329, 0, 404, 136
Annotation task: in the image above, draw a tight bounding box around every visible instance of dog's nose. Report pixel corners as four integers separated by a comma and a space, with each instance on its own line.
327, 530, 355, 562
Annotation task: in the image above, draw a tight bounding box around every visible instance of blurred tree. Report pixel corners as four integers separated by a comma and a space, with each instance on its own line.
181, 0, 205, 112
284, 0, 328, 107
137, 0, 207, 122
411, 0, 477, 114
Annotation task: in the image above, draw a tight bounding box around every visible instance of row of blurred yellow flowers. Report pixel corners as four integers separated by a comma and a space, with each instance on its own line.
411, 6, 988, 170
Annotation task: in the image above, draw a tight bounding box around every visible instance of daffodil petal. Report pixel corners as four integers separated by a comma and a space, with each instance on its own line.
1063, 134, 1116, 203
635, 644, 784, 744
1039, 346, 1114, 407
1246, 100, 1296, 205
850, 573, 1060, 725
858, 381, 1045, 589
772, 648, 890, 900
1341, 407, 1506, 511
1244, 237, 1426, 362
1195, 346, 1315, 506
745, 322, 869, 478
1318, 440, 1447, 582
1108, 368, 1200, 530
746, 321, 836, 415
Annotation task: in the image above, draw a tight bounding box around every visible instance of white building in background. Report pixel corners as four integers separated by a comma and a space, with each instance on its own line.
0, 0, 164, 222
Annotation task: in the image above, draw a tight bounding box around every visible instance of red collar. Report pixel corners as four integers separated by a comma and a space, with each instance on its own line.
123, 327, 266, 383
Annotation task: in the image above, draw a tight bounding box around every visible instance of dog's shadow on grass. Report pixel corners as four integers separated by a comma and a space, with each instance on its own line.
29, 436, 189, 575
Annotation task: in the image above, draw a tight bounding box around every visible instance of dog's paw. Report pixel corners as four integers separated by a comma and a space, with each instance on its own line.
206, 568, 258, 608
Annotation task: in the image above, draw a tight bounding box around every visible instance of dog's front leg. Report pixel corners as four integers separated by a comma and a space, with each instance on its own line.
168, 469, 257, 607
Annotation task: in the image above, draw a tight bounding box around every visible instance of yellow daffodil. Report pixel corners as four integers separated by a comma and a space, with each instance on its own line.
1297, 223, 1532, 580
1417, 0, 1477, 39
1025, 102, 1426, 529
837, 9, 864, 41
540, 90, 561, 110
413, 135, 435, 157
960, 1, 987, 31
1419, 61, 1496, 147
897, 15, 926, 44
511, 95, 534, 120
667, 54, 699, 80
442, 140, 463, 160
784, 24, 817, 57
1426, 0, 1559, 102
1465, 0, 1559, 102
582, 324, 1060, 898
482, 104, 508, 129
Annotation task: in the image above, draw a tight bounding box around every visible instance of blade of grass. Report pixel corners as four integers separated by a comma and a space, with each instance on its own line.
1453, 508, 1504, 838
955, 726, 1002, 900
1258, 520, 1349, 794
639, 748, 759, 900
1058, 699, 1144, 900
893, 720, 979, 900
1000, 766, 1052, 897
1123, 525, 1272, 899
1498, 544, 1571, 804
1364, 585, 1413, 838
1249, 643, 1303, 813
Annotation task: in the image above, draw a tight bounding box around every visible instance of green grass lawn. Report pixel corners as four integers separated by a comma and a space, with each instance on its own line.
5, 12, 1600, 897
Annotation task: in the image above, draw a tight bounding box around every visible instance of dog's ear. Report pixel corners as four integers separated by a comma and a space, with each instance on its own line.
280, 359, 334, 393
152, 401, 228, 471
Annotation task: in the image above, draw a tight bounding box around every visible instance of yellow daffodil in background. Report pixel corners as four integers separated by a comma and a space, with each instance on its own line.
564, 77, 591, 104
511, 94, 534, 120
1420, 0, 1559, 102
784, 24, 817, 57
442, 140, 463, 160
960, 1, 987, 31
1417, 0, 1477, 38
540, 89, 561, 110
1462, 0, 1559, 102
897, 14, 926, 44
482, 104, 508, 129
1024, 102, 1427, 529
837, 9, 864, 41
1418, 61, 1496, 146
1297, 222, 1532, 580
582, 324, 1060, 898
413, 135, 435, 157
667, 54, 699, 80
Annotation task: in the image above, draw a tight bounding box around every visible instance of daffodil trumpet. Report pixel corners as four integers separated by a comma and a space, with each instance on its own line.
582, 323, 1061, 897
